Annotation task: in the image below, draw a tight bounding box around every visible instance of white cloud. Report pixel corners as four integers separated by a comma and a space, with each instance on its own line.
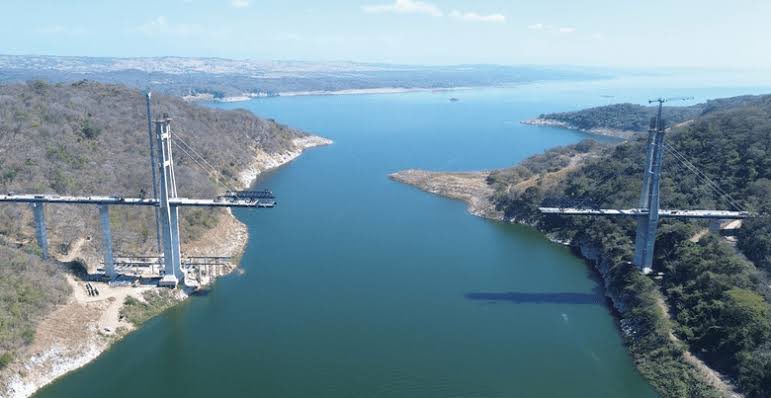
558, 27, 575, 33
591, 32, 605, 40
528, 23, 545, 30
362, 0, 443, 17
231, 0, 249, 8
362, 1, 507, 24
449, 10, 505, 23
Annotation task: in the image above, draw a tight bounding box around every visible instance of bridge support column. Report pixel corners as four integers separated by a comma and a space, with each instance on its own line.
99, 205, 115, 279
709, 219, 722, 234
633, 129, 657, 268
31, 203, 49, 260
156, 117, 183, 288
633, 120, 665, 274
169, 205, 182, 278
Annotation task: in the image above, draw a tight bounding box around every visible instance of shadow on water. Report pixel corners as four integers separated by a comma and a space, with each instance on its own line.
465, 291, 605, 305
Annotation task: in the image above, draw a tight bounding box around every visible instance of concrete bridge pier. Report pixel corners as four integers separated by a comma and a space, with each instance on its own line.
31, 203, 49, 259
633, 123, 665, 274
633, 129, 656, 268
99, 205, 116, 279
169, 204, 182, 279
709, 219, 723, 234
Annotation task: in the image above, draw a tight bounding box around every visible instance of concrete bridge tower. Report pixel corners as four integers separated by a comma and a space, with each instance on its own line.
155, 116, 184, 287
633, 100, 668, 273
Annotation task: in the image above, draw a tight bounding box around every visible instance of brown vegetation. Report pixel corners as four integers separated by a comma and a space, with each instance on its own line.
0, 80, 308, 388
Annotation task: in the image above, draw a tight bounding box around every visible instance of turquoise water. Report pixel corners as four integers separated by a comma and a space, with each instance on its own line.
35, 78, 771, 397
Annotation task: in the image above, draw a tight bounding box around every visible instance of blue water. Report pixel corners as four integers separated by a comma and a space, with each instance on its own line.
35, 76, 771, 398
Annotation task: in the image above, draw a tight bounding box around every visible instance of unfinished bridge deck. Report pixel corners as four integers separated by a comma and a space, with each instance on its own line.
0, 194, 267, 208
538, 207, 751, 220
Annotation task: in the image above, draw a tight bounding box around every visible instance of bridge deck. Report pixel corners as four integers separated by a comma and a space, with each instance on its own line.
0, 194, 268, 208
538, 207, 750, 219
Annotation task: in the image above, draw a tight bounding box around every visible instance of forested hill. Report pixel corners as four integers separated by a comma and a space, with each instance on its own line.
491, 94, 771, 397
0, 80, 308, 365
0, 80, 308, 249
535, 94, 771, 134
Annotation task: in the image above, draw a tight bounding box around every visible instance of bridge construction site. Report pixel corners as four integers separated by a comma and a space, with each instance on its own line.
1, 93, 275, 288
539, 97, 754, 274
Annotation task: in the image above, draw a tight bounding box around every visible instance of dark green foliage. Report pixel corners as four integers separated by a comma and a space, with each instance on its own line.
120, 290, 179, 326
540, 103, 702, 132
738, 215, 771, 271
737, 348, 771, 397
539, 94, 771, 133
661, 237, 765, 372
0, 352, 13, 369
80, 118, 101, 139
489, 94, 771, 397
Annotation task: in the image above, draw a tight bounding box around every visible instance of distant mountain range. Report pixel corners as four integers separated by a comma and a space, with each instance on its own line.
0, 54, 611, 99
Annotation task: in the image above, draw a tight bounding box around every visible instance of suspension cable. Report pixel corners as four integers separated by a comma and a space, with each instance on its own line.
170, 131, 239, 192
663, 143, 745, 210
662, 143, 746, 211
172, 141, 237, 192
173, 132, 225, 178
665, 148, 744, 212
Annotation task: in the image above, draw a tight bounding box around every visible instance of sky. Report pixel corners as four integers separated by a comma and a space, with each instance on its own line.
1, 0, 770, 68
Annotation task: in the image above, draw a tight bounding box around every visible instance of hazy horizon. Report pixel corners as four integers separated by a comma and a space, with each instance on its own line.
2, 0, 769, 69
5, 53, 771, 74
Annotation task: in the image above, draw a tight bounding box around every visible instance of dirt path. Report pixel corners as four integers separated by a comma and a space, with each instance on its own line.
655, 295, 742, 397
508, 152, 590, 195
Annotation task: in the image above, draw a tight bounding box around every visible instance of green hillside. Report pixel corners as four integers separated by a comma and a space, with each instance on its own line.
492, 94, 771, 397
537, 94, 771, 133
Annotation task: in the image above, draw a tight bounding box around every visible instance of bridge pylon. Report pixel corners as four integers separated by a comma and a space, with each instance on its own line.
633, 116, 665, 273
155, 116, 184, 287
632, 98, 690, 273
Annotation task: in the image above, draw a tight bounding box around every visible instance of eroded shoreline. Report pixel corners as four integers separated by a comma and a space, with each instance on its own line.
521, 118, 638, 139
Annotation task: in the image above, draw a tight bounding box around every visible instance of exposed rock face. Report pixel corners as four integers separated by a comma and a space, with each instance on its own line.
238, 135, 332, 188
522, 118, 638, 139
